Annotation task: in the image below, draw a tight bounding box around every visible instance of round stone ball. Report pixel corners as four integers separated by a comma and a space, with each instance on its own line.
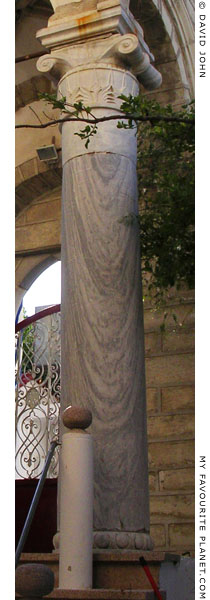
15, 563, 54, 597
62, 405, 92, 430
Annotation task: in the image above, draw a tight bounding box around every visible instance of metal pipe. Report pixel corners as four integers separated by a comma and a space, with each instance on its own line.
139, 557, 164, 600
15, 440, 59, 568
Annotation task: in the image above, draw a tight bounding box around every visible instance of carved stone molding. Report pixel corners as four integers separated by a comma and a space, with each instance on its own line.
36, 0, 162, 91
58, 63, 138, 107
37, 33, 162, 89
37, 0, 149, 53
47, 65, 139, 164
53, 530, 153, 551
53, 531, 154, 554
93, 531, 154, 550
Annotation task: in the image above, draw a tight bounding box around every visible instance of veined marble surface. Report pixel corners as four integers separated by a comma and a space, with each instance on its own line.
61, 152, 150, 539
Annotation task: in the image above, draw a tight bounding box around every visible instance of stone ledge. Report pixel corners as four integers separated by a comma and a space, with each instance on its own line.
17, 552, 175, 596
19, 550, 180, 563
44, 590, 167, 600
16, 591, 166, 600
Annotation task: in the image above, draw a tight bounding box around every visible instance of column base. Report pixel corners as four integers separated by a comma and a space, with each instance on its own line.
93, 532, 153, 551
53, 531, 153, 552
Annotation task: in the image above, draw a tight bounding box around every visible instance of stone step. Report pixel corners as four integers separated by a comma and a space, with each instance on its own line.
46, 589, 167, 600
16, 589, 166, 600
19, 551, 178, 593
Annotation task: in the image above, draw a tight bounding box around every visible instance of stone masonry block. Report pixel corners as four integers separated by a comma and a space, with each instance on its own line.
157, 61, 182, 86
16, 213, 26, 226
147, 414, 194, 441
31, 75, 52, 95
159, 468, 195, 491
145, 84, 187, 106
18, 79, 36, 105
168, 523, 195, 547
143, 287, 194, 308
149, 472, 157, 491
146, 388, 159, 414
15, 167, 24, 187
150, 494, 194, 522
150, 39, 177, 62
162, 329, 195, 353
15, 258, 23, 272
15, 87, 25, 111
26, 200, 61, 224
145, 332, 162, 355
144, 303, 194, 332
34, 186, 61, 204
19, 158, 37, 181
148, 440, 195, 470
15, 221, 61, 252
145, 354, 194, 386
35, 158, 50, 175
150, 524, 166, 548
161, 386, 194, 413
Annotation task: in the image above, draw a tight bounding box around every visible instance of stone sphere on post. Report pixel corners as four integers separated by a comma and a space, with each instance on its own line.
15, 563, 54, 598
59, 405, 93, 588
62, 405, 92, 430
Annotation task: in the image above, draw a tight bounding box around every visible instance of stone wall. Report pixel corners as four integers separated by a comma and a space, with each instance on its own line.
15, 187, 61, 313
144, 295, 195, 554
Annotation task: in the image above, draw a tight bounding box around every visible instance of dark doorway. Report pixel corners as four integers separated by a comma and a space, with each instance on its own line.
15, 478, 57, 552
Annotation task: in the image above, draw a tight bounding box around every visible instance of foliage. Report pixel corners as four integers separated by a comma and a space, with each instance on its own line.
38, 93, 97, 147
121, 97, 195, 305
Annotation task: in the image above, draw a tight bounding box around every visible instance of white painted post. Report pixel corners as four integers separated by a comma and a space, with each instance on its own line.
59, 406, 93, 589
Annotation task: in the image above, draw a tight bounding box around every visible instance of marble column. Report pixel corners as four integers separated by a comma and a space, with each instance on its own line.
37, 0, 162, 551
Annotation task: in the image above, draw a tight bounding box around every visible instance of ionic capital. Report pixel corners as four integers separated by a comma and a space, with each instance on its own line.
37, 33, 161, 90
36, 0, 162, 91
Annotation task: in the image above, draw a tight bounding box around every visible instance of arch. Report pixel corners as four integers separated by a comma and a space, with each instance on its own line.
15, 184, 61, 313
152, 0, 194, 96
15, 74, 52, 112
134, 0, 194, 96
16, 252, 61, 315
15, 159, 62, 216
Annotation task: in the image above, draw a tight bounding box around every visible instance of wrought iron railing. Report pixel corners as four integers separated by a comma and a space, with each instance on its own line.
15, 440, 59, 568
15, 305, 61, 480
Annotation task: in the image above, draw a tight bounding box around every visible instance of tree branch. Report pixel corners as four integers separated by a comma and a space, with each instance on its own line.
15, 113, 194, 129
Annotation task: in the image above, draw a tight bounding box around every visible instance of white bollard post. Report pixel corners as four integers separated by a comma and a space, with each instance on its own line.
59, 406, 93, 590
